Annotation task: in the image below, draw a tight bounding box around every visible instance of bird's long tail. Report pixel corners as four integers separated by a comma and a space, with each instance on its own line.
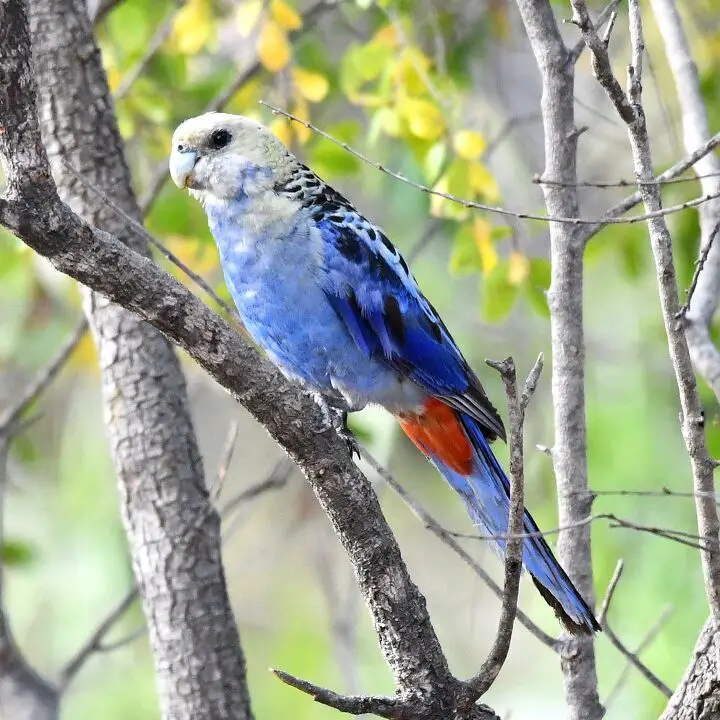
396, 397, 600, 635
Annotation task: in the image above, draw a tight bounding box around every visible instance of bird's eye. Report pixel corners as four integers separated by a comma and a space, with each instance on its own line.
209, 129, 232, 149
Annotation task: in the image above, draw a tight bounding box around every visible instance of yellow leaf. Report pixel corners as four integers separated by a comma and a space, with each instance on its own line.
236, 0, 264, 37
453, 130, 486, 161
468, 160, 500, 202
68, 332, 98, 373
372, 25, 398, 48
292, 68, 329, 103
397, 98, 444, 140
378, 107, 403, 136
270, 117, 293, 147
429, 176, 448, 217
106, 66, 122, 93
291, 97, 312, 144
271, 0, 303, 31
392, 48, 432, 96
257, 20, 291, 72
171, 0, 213, 54
508, 251, 530, 285
473, 219, 497, 273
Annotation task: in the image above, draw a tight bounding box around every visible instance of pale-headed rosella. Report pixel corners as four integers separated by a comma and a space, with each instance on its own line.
168, 112, 600, 635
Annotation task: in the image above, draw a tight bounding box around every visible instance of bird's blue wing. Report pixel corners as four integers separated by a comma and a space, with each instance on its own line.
313, 206, 506, 441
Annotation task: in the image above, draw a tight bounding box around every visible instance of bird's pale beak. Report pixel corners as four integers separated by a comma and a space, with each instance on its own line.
169, 147, 198, 189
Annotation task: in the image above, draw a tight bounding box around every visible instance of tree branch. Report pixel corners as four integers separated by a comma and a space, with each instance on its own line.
513, 2, 602, 719
22, 0, 254, 716
0, 433, 58, 720
0, 4, 495, 717
462, 355, 542, 705
571, 0, 720, 629
660, 617, 720, 720
649, 0, 720, 403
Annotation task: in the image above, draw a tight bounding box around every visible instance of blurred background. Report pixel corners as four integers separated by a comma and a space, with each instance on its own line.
1, 0, 720, 717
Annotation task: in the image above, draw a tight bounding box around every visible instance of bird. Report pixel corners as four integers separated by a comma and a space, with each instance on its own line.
169, 111, 600, 635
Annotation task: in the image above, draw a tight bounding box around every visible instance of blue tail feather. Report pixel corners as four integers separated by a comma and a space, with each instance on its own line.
431, 413, 599, 635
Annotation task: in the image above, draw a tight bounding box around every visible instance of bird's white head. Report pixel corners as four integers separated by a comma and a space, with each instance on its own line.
169, 112, 294, 202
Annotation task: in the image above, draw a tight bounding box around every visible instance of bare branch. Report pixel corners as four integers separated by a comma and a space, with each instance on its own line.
63, 162, 239, 321
579, 131, 720, 244
462, 356, 542, 704
576, 0, 720, 625
604, 606, 674, 707
0, 318, 87, 434
536, 171, 720, 189
261, 102, 720, 227
597, 559, 624, 626
112, 0, 185, 101
678, 220, 720, 319
594, 563, 672, 698
361, 449, 559, 651
513, 3, 602, 718
0, 435, 58, 720
566, 0, 621, 65
650, 0, 720, 404
271, 670, 402, 718
59, 590, 139, 692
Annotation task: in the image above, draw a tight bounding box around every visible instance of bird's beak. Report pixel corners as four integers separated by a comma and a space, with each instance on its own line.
169, 147, 198, 189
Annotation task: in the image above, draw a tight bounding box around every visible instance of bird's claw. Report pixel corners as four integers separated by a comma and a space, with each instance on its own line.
337, 412, 361, 460
312, 398, 360, 460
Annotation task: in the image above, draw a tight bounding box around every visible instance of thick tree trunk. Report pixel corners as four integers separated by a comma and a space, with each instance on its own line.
27, 1, 254, 717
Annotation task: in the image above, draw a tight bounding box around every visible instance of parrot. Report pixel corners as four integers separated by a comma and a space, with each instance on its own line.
168, 112, 600, 635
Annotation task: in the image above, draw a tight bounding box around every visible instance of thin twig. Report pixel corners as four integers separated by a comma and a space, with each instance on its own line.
604, 605, 674, 707
677, 219, 720, 318
567, 0, 621, 65
271, 669, 400, 717
139, 0, 338, 216
536, 171, 720, 189
591, 556, 672, 698
580, 131, 720, 244
261, 102, 720, 226
63, 161, 239, 321
603, 623, 672, 697
484, 113, 541, 162
598, 559, 624, 626
112, 0, 186, 101
58, 590, 139, 692
463, 355, 542, 703
211, 420, 240, 500
361, 447, 559, 651
0, 319, 87, 434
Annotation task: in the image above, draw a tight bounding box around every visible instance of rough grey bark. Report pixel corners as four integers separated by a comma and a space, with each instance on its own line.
512, 3, 603, 719
570, 0, 720, 628
24, 1, 254, 718
650, 0, 720, 402
660, 619, 720, 720
0, 3, 505, 718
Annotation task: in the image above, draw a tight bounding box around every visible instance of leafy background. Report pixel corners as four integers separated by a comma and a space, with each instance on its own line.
1, 0, 719, 717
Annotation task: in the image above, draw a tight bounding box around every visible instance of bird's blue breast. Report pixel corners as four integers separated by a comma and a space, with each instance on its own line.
204, 197, 412, 410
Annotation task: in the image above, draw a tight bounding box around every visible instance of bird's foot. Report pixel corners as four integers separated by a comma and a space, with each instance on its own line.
312, 397, 360, 460
337, 411, 361, 460
312, 394, 335, 434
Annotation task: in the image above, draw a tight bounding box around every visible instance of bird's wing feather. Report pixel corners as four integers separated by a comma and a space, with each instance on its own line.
299, 185, 505, 441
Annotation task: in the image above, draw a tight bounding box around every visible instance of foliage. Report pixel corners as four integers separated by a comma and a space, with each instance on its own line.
2, 1, 720, 719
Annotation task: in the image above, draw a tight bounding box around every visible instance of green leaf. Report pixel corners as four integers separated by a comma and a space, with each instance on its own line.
424, 141, 447, 183
525, 258, 551, 318
481, 260, 519, 322
449, 222, 481, 274
2, 539, 36, 567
